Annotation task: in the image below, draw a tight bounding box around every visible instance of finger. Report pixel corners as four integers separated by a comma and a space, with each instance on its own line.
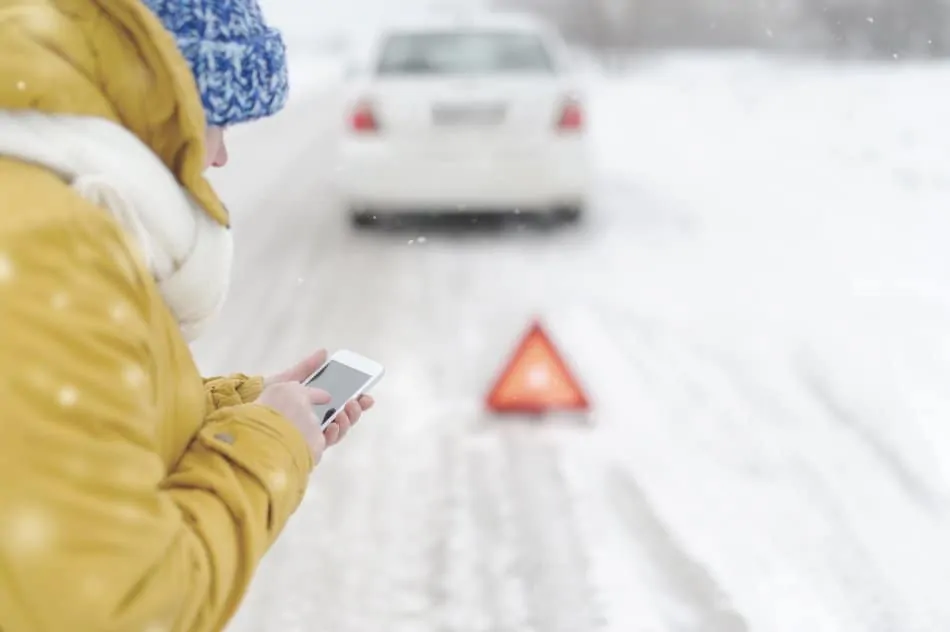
285, 349, 329, 383
307, 388, 332, 405
344, 400, 362, 426
323, 422, 341, 447
334, 413, 352, 440
333, 411, 352, 437
357, 395, 375, 410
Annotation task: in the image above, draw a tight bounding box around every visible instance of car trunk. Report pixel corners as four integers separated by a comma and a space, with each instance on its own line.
366, 75, 570, 158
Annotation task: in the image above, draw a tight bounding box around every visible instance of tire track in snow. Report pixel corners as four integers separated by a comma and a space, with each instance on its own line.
550, 307, 752, 632
499, 426, 605, 632
796, 362, 936, 508
652, 340, 933, 630
584, 307, 944, 631
687, 340, 950, 629
467, 429, 533, 632
605, 467, 748, 632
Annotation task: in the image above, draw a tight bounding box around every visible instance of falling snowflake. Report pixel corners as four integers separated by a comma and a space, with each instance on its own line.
50, 292, 70, 310
57, 385, 79, 408
122, 364, 146, 387
0, 252, 13, 282
269, 469, 289, 492
2, 504, 57, 556
110, 302, 130, 323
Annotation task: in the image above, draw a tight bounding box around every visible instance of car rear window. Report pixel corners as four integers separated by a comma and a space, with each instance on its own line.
376, 30, 556, 76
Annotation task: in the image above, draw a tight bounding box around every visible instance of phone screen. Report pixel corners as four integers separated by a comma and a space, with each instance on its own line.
304, 361, 373, 426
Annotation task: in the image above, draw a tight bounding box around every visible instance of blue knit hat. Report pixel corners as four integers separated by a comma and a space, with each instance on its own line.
144, 0, 290, 127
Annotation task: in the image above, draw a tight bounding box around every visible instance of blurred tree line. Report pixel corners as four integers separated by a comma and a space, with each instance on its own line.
491, 0, 950, 58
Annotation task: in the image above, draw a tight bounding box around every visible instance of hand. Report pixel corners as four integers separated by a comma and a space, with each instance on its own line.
266, 350, 376, 448
256, 382, 332, 463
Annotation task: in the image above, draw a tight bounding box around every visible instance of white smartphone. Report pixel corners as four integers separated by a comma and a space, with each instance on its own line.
302, 349, 385, 429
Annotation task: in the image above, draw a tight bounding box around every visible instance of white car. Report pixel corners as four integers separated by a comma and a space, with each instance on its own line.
334, 13, 591, 226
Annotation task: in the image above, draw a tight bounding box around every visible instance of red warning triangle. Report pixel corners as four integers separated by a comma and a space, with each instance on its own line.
486, 320, 590, 414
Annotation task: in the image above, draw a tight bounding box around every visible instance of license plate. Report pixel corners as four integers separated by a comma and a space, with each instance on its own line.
431, 102, 507, 126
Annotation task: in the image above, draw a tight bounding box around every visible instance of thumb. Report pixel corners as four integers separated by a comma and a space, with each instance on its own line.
279, 349, 329, 384
307, 387, 332, 405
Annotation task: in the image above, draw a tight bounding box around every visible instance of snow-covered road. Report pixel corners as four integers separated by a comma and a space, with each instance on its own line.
193, 54, 950, 632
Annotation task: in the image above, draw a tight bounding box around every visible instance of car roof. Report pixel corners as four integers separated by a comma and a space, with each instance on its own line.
348, 10, 568, 70
377, 10, 552, 36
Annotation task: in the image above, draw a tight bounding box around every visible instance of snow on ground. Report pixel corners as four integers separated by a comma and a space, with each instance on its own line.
193, 52, 950, 631
575, 53, 950, 631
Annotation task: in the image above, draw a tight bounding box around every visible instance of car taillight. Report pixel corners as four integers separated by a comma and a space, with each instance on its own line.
556, 99, 584, 132
349, 101, 378, 133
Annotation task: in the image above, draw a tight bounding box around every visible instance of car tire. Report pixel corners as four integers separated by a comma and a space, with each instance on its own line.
554, 205, 584, 225
349, 209, 377, 229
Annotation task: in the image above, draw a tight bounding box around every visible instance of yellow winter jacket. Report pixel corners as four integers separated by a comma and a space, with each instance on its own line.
0, 2, 314, 631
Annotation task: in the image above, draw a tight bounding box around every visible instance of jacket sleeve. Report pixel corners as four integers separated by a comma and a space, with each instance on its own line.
203, 374, 265, 411
0, 214, 314, 632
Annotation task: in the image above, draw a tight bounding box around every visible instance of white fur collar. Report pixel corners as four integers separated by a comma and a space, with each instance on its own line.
0, 110, 232, 342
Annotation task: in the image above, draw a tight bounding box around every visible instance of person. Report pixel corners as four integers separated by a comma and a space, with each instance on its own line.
0, 0, 372, 630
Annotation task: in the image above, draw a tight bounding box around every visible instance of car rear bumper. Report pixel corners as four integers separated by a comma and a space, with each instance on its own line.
335, 137, 590, 212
